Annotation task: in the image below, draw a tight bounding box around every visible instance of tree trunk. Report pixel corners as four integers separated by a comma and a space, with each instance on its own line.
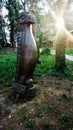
10, 22, 14, 48
55, 29, 66, 71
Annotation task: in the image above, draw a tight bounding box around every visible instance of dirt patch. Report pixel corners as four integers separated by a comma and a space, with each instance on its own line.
0, 75, 73, 130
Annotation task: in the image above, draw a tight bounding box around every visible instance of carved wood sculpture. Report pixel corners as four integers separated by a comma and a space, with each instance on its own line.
14, 9, 38, 98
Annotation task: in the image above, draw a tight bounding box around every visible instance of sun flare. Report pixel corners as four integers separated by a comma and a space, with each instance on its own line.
56, 18, 65, 29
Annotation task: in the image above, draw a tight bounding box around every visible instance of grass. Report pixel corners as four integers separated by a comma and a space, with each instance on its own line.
34, 54, 55, 77
65, 48, 73, 55
35, 104, 48, 117
26, 119, 36, 129
0, 50, 55, 88
0, 48, 73, 91
58, 93, 70, 102
43, 122, 54, 130
59, 114, 71, 124
0, 51, 16, 88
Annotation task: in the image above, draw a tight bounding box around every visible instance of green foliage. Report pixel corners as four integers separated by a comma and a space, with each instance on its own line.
36, 105, 48, 117
40, 47, 50, 55
0, 29, 4, 39
26, 119, 36, 129
48, 66, 73, 80
34, 54, 55, 77
0, 15, 6, 47
0, 51, 16, 88
43, 122, 54, 130
65, 49, 73, 55
61, 93, 69, 100
59, 114, 71, 124
58, 93, 70, 102
66, 61, 73, 81
5, 0, 21, 46
7, 127, 14, 130
43, 90, 49, 97
48, 68, 66, 78
20, 106, 36, 129
20, 106, 29, 121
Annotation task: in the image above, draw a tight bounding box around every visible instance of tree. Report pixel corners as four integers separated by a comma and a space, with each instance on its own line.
0, 0, 7, 47
5, 0, 21, 48
0, 15, 6, 47
53, 0, 68, 71
55, 29, 66, 71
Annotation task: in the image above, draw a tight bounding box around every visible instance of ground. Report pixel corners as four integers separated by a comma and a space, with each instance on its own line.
0, 48, 73, 130
0, 74, 73, 130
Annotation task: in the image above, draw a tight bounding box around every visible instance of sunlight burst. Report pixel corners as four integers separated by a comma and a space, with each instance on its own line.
56, 18, 65, 29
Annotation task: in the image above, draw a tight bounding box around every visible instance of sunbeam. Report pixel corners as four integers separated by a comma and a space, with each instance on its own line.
56, 18, 65, 30
43, 0, 73, 44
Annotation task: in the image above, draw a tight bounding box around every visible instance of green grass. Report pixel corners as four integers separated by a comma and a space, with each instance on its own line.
0, 49, 73, 91
0, 50, 55, 89
65, 49, 73, 55
26, 119, 36, 129
59, 114, 71, 124
66, 60, 73, 80
0, 51, 16, 88
35, 104, 48, 117
34, 54, 55, 77
43, 122, 54, 130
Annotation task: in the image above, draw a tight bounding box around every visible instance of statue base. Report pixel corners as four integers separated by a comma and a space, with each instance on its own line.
13, 79, 35, 102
